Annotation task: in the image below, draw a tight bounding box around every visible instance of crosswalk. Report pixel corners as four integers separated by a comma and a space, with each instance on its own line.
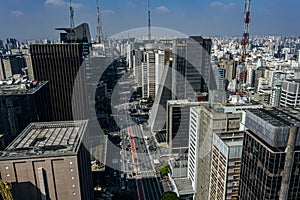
140, 170, 157, 178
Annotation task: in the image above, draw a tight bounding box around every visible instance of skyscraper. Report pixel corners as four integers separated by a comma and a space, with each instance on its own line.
30, 23, 91, 121
239, 108, 300, 199
172, 36, 213, 100
188, 104, 242, 200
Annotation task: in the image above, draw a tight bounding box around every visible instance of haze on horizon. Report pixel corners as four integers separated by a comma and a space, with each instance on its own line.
0, 0, 299, 41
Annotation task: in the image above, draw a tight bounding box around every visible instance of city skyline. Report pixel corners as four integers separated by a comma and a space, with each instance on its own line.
1, 0, 300, 41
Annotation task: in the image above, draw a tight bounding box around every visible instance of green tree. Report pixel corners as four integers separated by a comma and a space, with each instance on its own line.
161, 191, 179, 200
160, 163, 170, 176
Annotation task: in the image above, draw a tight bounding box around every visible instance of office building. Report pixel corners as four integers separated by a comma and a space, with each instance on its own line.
30, 24, 91, 121
172, 36, 213, 100
0, 120, 93, 200
188, 104, 242, 200
280, 79, 300, 107
166, 100, 202, 154
0, 78, 52, 146
209, 131, 244, 200
239, 108, 300, 199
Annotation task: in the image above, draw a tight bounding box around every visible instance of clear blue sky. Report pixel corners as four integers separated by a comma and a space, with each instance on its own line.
0, 0, 299, 41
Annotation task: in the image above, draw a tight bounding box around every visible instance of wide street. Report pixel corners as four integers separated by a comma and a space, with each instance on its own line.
113, 72, 164, 200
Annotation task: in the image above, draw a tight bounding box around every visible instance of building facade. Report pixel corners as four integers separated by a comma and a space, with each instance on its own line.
280, 79, 300, 107
0, 120, 93, 200
209, 131, 243, 199
239, 108, 300, 199
0, 79, 52, 146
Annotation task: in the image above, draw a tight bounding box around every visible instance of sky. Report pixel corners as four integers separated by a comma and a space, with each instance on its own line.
0, 0, 300, 41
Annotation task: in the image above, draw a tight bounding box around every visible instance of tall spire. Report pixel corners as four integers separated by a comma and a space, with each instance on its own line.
70, 0, 75, 28
148, 0, 151, 42
96, 0, 103, 43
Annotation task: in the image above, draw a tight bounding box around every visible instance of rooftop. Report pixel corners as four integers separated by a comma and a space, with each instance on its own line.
0, 120, 88, 160
0, 76, 47, 96
173, 178, 194, 196
247, 108, 300, 127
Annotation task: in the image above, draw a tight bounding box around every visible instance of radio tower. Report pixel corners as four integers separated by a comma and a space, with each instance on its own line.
148, 0, 151, 42
240, 0, 251, 63
96, 0, 103, 43
70, 0, 75, 28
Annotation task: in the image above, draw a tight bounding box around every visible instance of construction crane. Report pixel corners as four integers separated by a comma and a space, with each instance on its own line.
70, 0, 75, 28
240, 0, 251, 63
95, 0, 103, 43
0, 180, 13, 200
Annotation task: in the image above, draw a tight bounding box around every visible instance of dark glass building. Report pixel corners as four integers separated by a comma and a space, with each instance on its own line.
30, 23, 91, 121
172, 36, 213, 100
0, 79, 52, 147
239, 108, 300, 199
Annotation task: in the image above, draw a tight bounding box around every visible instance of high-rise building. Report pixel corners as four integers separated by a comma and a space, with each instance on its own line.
188, 104, 242, 200
0, 120, 93, 200
30, 23, 90, 121
239, 108, 300, 199
146, 50, 156, 98
209, 131, 244, 200
0, 54, 26, 80
280, 79, 300, 107
0, 79, 52, 146
172, 36, 213, 100
166, 100, 202, 154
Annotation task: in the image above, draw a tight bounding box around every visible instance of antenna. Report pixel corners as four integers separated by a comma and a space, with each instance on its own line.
240, 0, 251, 63
96, 0, 103, 43
148, 0, 151, 42
70, 0, 75, 28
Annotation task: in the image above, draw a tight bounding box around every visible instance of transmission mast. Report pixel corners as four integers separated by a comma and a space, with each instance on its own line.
70, 0, 75, 28
240, 0, 251, 63
148, 0, 151, 42
96, 0, 103, 43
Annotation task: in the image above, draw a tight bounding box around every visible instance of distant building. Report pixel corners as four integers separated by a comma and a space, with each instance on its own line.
6, 38, 18, 50
146, 50, 156, 98
0, 79, 52, 146
280, 79, 300, 107
0, 54, 26, 80
239, 108, 300, 199
0, 40, 4, 50
209, 131, 244, 200
172, 36, 212, 100
0, 120, 93, 200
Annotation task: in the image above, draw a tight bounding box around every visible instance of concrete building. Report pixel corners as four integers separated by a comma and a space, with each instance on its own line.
0, 120, 93, 200
166, 100, 202, 154
239, 108, 300, 199
280, 79, 300, 107
0, 54, 26, 80
0, 78, 52, 146
146, 50, 156, 98
142, 62, 148, 98
209, 131, 244, 200
187, 104, 242, 200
